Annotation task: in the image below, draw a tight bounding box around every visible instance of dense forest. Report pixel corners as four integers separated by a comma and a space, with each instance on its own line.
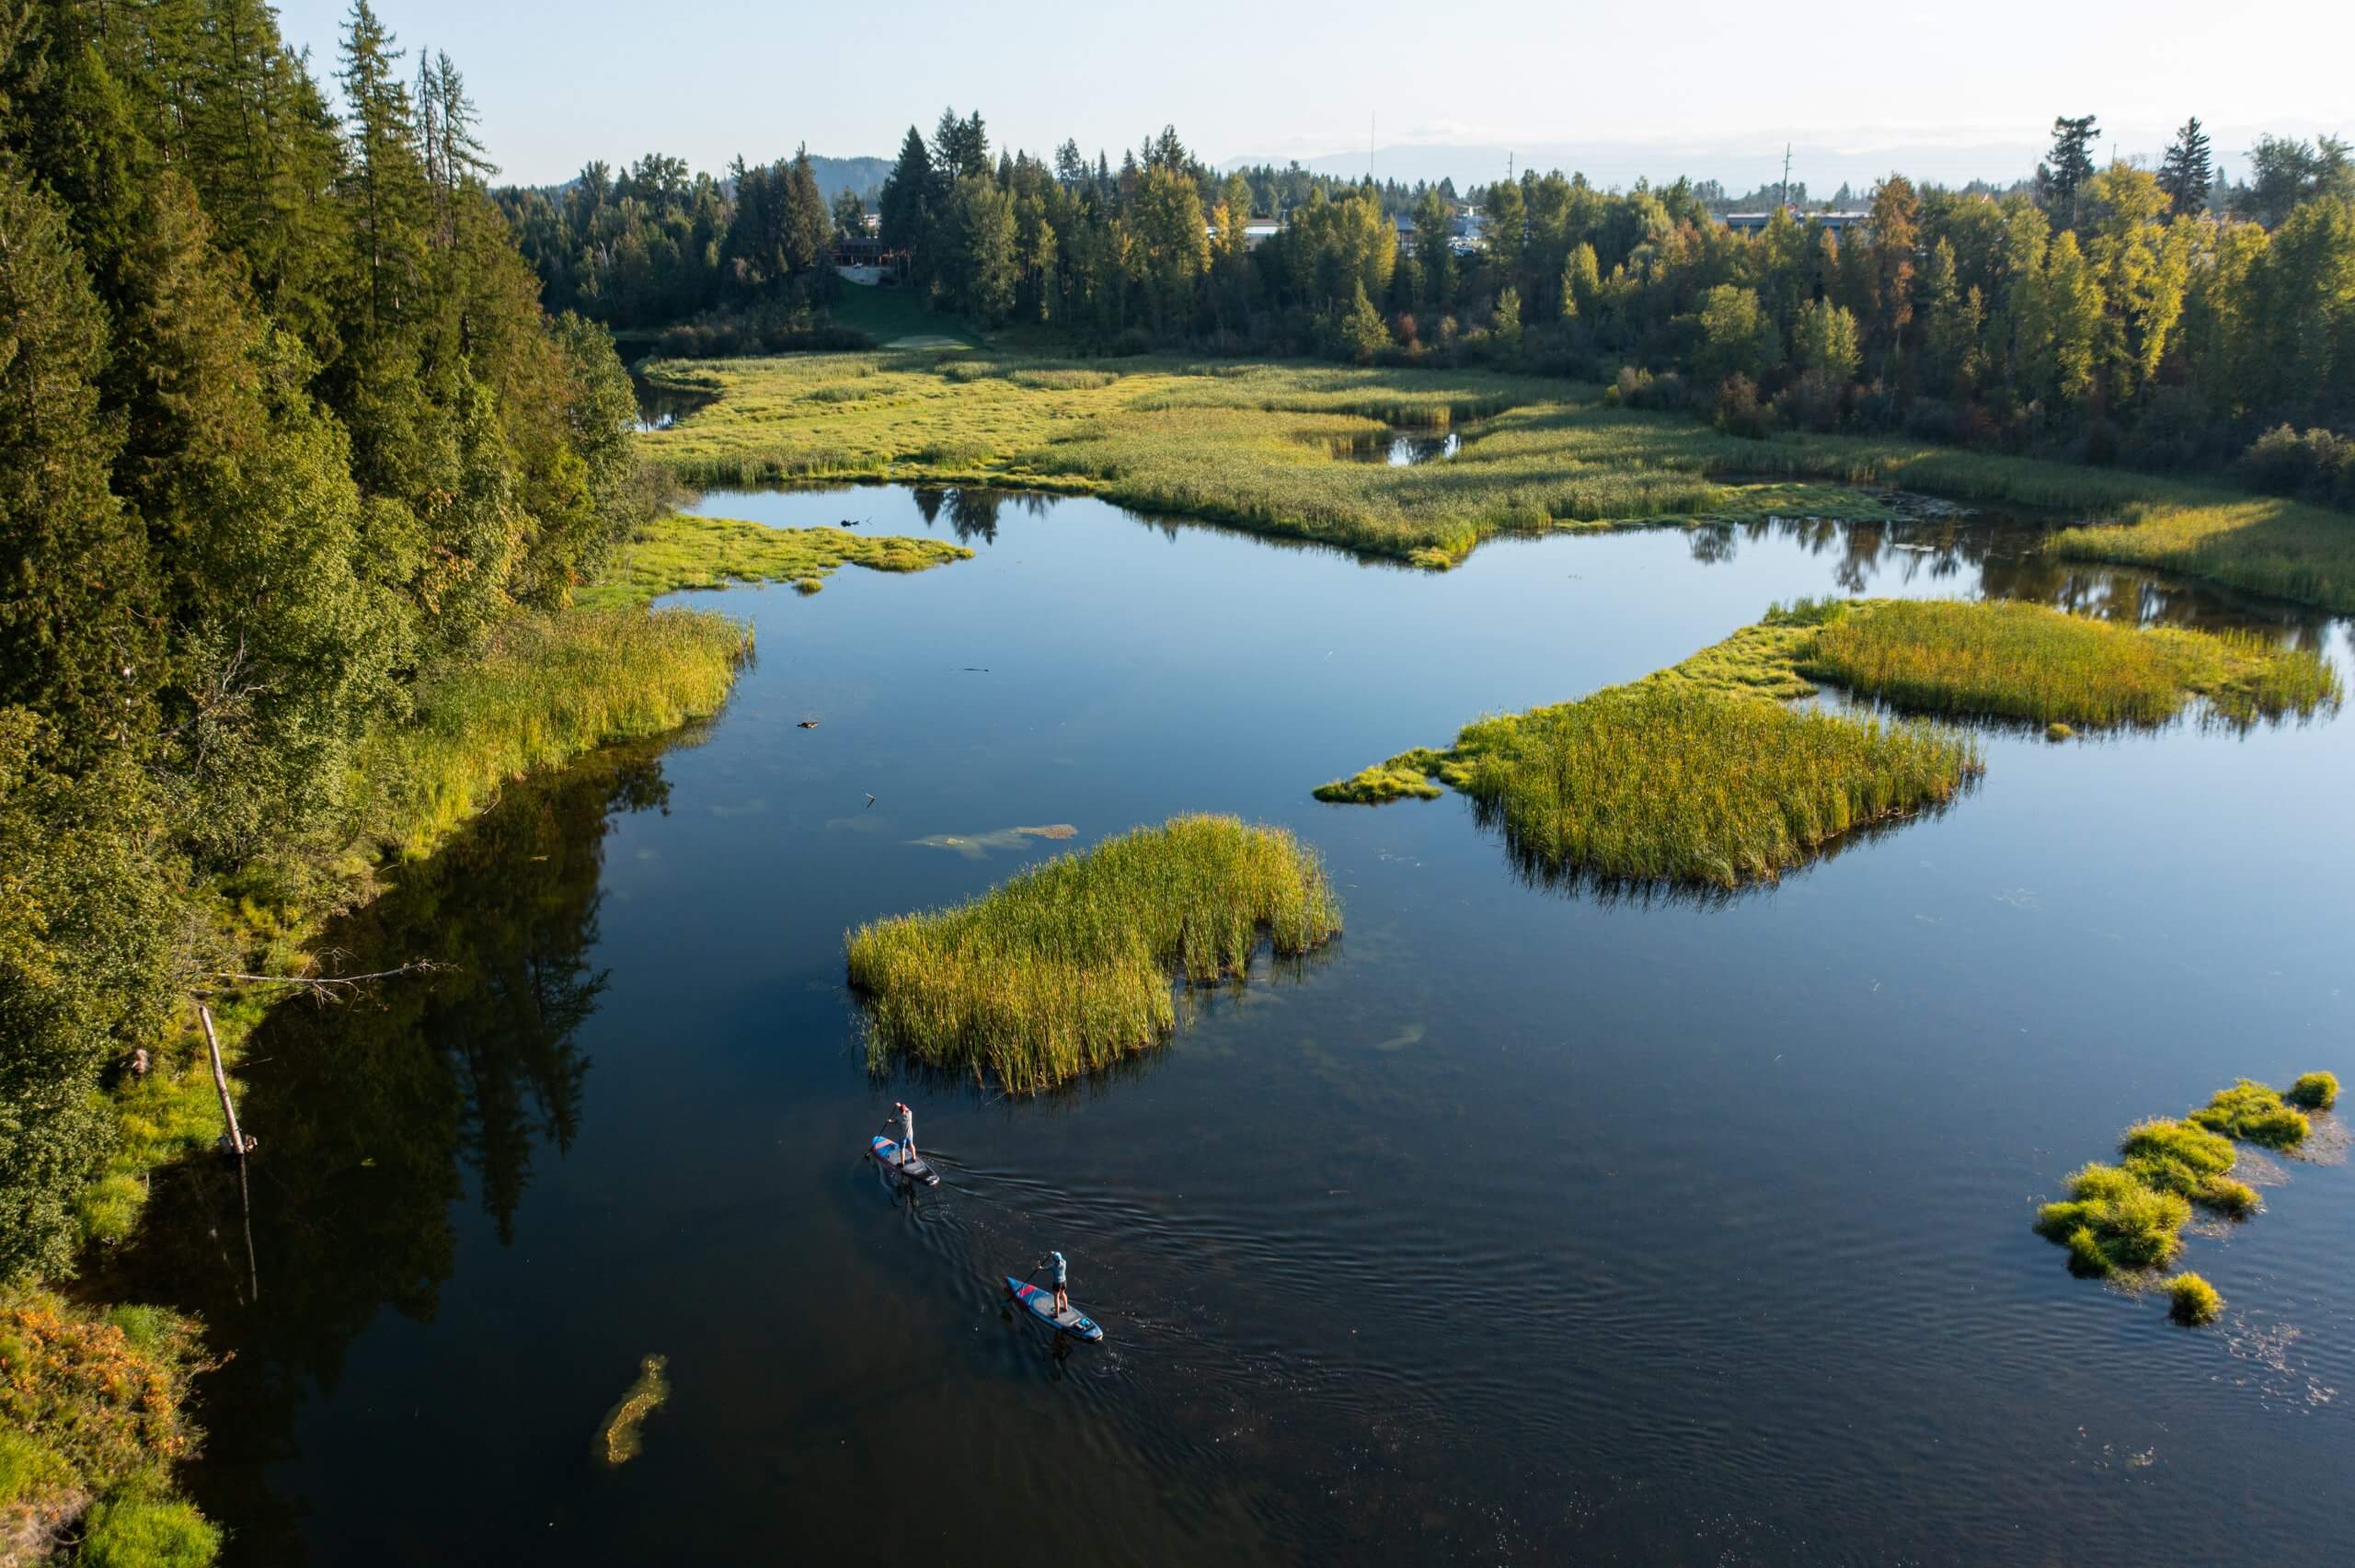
0, 0, 653, 1310
510, 111, 2354, 496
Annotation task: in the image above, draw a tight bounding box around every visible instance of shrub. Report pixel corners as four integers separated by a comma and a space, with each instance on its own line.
1712, 373, 1768, 439
2240, 425, 2355, 506
2284, 1070, 2338, 1110
2166, 1273, 2224, 1326
79, 1498, 223, 1568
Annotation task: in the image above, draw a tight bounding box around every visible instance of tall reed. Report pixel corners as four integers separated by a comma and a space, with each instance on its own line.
367, 609, 751, 857
845, 815, 1340, 1092
1797, 599, 2341, 727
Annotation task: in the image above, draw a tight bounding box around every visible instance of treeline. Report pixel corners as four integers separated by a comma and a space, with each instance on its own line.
1, 0, 647, 1285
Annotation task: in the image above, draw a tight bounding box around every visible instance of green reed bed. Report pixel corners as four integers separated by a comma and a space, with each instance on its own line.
2167, 1272, 2225, 1325
1796, 599, 2342, 727
844, 815, 1340, 1092
368, 608, 751, 858
2034, 1072, 2335, 1319
1457, 686, 1975, 888
1316, 606, 1978, 886
574, 511, 971, 609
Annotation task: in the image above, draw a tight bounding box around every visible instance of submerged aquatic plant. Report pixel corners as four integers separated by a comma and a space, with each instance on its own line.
595, 1354, 671, 1467
846, 815, 1340, 1092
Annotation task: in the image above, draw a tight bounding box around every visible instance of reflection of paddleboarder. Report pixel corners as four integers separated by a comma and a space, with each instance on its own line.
881, 1102, 916, 1167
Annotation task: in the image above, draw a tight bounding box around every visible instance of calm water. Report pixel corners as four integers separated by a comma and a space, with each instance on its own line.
139, 485, 2355, 1565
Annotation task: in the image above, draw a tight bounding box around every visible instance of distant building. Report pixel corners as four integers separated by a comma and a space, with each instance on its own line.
1718, 210, 1871, 237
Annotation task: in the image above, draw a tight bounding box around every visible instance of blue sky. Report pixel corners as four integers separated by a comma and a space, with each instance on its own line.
273, 0, 2351, 189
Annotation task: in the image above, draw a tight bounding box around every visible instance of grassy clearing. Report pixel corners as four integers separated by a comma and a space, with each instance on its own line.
1797, 599, 2341, 727
574, 511, 971, 610
845, 815, 1340, 1092
2167, 1273, 2225, 1325
0, 1290, 213, 1564
823, 282, 984, 348
2034, 1073, 2334, 1315
635, 351, 2355, 602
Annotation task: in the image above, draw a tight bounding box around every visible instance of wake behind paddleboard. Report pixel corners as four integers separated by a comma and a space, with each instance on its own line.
870, 1135, 939, 1186
1006, 1277, 1103, 1342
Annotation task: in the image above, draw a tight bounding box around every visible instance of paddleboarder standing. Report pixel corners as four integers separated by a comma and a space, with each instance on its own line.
1041, 1249, 1070, 1314
882, 1101, 916, 1167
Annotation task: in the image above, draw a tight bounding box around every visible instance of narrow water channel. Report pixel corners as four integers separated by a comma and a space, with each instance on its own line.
143, 486, 2354, 1565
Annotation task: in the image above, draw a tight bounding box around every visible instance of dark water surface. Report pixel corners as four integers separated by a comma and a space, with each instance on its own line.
150, 486, 2355, 1565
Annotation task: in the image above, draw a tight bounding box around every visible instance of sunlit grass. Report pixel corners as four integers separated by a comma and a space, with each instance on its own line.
635, 351, 2355, 605
1798, 599, 2340, 727
2285, 1070, 2339, 1110
2167, 1272, 2225, 1325
364, 609, 751, 858
574, 511, 970, 609
846, 815, 1340, 1092
2036, 1072, 2333, 1298
2188, 1079, 2312, 1149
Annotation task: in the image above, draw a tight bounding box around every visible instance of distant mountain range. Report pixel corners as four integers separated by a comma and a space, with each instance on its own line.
807, 155, 892, 204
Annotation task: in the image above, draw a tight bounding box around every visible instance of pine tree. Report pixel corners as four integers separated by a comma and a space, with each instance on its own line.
2038, 115, 2101, 224
2159, 118, 2213, 216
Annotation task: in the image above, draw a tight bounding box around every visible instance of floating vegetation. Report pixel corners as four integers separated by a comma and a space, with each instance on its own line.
2045, 722, 2074, 741
2284, 1071, 2339, 1111
1796, 599, 2339, 727
909, 824, 1079, 859
2188, 1080, 2312, 1149
574, 510, 970, 610
2167, 1273, 2225, 1325
595, 1354, 671, 1467
2034, 1073, 2335, 1320
846, 815, 1340, 1091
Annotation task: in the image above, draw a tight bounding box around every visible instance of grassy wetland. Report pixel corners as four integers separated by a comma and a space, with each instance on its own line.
844, 815, 1340, 1092
1794, 599, 2342, 727
636, 351, 2355, 602
574, 511, 971, 609
2034, 1073, 2336, 1315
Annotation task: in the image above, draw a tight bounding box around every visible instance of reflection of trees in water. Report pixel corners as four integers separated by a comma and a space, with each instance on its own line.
908, 486, 1050, 544
108, 745, 676, 1562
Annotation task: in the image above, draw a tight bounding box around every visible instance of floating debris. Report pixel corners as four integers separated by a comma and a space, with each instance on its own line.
909, 824, 1078, 859
797, 719, 821, 729
595, 1354, 670, 1467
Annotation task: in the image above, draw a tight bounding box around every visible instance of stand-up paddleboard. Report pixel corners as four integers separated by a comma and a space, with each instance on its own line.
1006, 1277, 1103, 1342
870, 1135, 938, 1186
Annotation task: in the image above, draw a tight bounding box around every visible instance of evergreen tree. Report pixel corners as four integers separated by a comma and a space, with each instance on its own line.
2038, 115, 2101, 224
2158, 118, 2213, 216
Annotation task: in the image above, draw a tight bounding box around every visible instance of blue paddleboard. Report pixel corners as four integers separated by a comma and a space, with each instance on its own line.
1006, 1276, 1103, 1342
870, 1135, 938, 1186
